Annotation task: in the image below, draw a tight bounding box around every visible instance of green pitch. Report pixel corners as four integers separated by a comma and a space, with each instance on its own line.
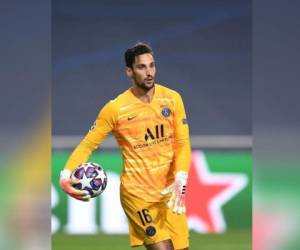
52, 230, 251, 250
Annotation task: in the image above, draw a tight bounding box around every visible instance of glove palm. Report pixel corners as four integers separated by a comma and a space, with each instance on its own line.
60, 169, 91, 201
161, 171, 187, 214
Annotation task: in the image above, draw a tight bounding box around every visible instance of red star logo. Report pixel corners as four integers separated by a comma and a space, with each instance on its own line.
186, 151, 248, 233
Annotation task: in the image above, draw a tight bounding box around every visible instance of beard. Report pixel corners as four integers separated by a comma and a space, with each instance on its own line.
134, 76, 155, 91
138, 80, 155, 91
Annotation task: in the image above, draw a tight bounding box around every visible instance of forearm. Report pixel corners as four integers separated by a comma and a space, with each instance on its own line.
173, 138, 191, 173
60, 137, 96, 201
64, 137, 99, 171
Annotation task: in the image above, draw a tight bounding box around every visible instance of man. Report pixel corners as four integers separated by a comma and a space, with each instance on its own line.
60, 42, 191, 250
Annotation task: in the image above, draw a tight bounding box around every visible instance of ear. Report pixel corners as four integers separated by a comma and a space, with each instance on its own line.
126, 67, 133, 78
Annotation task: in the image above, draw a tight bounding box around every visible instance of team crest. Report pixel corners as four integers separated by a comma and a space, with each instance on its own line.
161, 107, 171, 117
145, 226, 156, 236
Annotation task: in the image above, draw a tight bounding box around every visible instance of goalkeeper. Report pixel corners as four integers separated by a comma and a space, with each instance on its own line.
60, 42, 191, 250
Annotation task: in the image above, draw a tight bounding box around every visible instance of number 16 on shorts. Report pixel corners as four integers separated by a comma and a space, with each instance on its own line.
137, 209, 152, 226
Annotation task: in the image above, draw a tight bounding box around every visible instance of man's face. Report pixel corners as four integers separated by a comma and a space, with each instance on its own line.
128, 53, 156, 91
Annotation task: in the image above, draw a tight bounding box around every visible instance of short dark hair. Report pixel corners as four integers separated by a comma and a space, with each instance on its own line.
124, 42, 153, 68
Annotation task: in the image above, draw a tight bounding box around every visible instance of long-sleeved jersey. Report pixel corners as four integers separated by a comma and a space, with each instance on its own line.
64, 84, 191, 201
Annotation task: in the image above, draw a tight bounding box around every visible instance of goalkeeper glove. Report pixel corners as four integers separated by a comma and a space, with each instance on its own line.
161, 171, 188, 214
59, 169, 91, 202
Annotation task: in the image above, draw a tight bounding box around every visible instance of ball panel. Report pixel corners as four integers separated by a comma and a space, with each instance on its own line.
90, 178, 102, 191
85, 166, 98, 178
83, 186, 94, 196
73, 167, 85, 179
73, 183, 82, 190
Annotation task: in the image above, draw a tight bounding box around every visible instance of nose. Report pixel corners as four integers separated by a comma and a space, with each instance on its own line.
146, 67, 153, 76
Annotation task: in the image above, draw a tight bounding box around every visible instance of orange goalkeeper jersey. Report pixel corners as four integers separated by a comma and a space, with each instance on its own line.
64, 84, 191, 201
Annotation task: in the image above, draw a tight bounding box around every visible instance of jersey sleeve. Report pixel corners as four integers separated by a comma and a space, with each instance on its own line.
173, 92, 191, 173
64, 100, 118, 171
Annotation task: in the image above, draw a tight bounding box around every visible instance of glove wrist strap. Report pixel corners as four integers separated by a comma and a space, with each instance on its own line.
175, 171, 188, 183
60, 169, 72, 180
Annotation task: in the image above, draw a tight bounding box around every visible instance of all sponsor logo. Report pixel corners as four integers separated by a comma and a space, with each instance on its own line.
144, 124, 164, 141
132, 124, 173, 149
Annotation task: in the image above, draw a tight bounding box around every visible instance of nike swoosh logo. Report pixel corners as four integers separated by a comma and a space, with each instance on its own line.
128, 115, 137, 121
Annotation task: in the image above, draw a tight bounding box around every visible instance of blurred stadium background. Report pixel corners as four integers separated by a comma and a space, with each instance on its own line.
52, 1, 251, 249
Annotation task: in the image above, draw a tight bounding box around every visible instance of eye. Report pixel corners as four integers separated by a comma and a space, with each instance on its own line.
137, 65, 145, 69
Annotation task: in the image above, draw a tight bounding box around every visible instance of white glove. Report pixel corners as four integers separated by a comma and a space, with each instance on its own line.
161, 171, 188, 214
59, 169, 91, 202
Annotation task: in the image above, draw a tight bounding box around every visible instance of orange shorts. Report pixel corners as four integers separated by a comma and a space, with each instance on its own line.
120, 191, 189, 249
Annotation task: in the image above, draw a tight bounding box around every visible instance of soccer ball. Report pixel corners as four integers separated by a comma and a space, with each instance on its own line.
71, 162, 108, 198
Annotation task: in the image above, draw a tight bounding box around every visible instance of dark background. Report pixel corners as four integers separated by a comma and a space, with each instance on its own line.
52, 0, 251, 136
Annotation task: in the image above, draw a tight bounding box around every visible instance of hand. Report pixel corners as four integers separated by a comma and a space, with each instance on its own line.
59, 169, 91, 202
161, 171, 188, 214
